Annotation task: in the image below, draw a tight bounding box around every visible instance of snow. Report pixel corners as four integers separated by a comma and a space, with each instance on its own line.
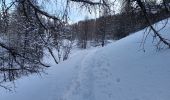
1, 19, 170, 100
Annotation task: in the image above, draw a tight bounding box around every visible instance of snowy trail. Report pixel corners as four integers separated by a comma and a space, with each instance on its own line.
63, 48, 97, 100
62, 47, 119, 100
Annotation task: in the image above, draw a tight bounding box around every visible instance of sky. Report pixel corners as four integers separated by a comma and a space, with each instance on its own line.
3, 0, 120, 23
40, 0, 101, 23
40, 0, 121, 23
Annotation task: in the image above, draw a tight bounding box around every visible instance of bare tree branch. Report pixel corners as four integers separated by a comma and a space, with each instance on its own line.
136, 0, 170, 48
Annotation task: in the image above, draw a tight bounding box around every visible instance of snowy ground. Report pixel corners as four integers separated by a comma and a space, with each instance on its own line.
0, 20, 170, 100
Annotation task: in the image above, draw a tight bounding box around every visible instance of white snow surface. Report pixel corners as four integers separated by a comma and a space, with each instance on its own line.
1, 20, 170, 100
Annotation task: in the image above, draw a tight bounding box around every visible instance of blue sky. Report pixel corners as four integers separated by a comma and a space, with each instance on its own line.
41, 0, 101, 23
4, 0, 120, 23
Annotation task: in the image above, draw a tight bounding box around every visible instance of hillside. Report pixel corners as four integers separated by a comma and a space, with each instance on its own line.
0, 19, 170, 100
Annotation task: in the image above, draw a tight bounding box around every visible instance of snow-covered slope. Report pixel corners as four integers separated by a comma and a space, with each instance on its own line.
0, 20, 170, 100
62, 20, 170, 100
